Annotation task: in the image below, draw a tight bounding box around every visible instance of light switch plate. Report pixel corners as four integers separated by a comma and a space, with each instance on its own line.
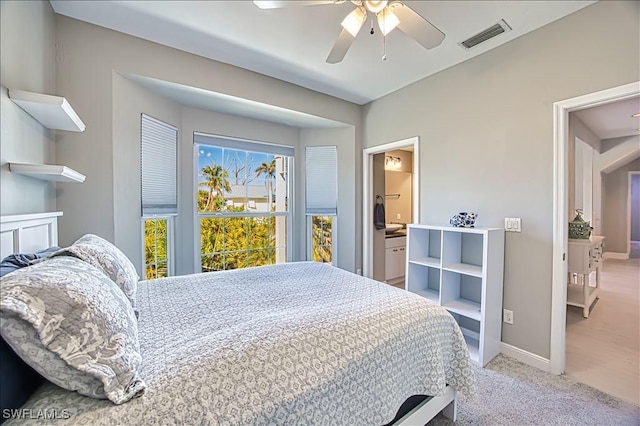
503, 309, 514, 324
505, 218, 522, 232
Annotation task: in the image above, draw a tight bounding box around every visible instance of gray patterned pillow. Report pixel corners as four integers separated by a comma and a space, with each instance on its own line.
53, 234, 139, 309
0, 256, 146, 404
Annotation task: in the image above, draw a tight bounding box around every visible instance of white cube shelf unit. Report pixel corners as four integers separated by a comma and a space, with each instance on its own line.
406, 224, 505, 366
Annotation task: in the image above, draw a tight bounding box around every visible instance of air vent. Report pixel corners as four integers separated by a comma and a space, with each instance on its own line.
460, 19, 511, 50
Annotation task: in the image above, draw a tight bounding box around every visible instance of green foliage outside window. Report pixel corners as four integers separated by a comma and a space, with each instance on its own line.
312, 216, 332, 264
198, 151, 287, 272
144, 218, 168, 280
200, 215, 280, 271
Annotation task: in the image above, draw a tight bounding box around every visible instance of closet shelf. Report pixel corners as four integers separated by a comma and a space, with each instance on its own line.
9, 163, 86, 183
8, 89, 86, 132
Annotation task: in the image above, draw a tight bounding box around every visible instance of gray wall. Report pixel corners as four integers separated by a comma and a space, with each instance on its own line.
54, 15, 361, 271
632, 174, 640, 242
361, 1, 640, 358
384, 149, 413, 223
602, 159, 640, 254
0, 1, 56, 215
385, 171, 412, 224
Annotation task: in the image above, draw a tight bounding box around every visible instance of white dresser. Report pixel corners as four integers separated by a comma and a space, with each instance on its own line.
567, 236, 605, 318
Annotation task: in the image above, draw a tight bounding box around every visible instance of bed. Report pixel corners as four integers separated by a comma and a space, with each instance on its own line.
0, 212, 475, 425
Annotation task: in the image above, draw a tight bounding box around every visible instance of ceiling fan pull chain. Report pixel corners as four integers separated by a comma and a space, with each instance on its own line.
370, 17, 375, 34
382, 33, 387, 61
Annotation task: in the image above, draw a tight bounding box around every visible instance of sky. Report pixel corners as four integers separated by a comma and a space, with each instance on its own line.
197, 145, 275, 187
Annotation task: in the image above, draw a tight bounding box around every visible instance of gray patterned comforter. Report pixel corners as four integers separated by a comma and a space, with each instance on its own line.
11, 262, 475, 425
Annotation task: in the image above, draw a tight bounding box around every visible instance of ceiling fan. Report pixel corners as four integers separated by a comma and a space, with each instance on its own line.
253, 1, 445, 64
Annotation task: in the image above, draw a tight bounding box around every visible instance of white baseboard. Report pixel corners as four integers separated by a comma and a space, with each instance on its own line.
500, 343, 551, 373
603, 252, 629, 260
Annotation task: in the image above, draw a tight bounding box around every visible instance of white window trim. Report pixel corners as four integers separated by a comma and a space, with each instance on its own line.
141, 215, 175, 279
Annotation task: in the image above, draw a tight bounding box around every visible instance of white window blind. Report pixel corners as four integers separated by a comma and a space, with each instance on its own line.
305, 146, 337, 215
141, 114, 178, 216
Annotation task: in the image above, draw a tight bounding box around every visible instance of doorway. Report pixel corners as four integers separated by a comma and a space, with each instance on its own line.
362, 137, 420, 279
550, 81, 640, 376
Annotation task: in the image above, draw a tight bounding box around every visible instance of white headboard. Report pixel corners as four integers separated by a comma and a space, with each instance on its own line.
0, 212, 63, 259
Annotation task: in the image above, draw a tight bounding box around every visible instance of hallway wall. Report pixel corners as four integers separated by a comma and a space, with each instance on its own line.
602, 159, 640, 254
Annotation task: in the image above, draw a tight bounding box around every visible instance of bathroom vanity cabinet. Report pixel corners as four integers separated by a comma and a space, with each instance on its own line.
385, 235, 406, 283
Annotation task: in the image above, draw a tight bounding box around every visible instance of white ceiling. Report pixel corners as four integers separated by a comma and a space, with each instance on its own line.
573, 97, 640, 141
50, 0, 596, 105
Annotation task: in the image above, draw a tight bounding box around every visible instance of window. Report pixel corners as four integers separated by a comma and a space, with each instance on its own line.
141, 114, 177, 279
306, 146, 337, 264
143, 217, 173, 279
309, 216, 334, 264
195, 133, 293, 272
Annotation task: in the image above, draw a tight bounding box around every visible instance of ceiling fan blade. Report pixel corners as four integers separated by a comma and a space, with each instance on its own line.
393, 3, 445, 49
253, 1, 341, 9
326, 28, 355, 64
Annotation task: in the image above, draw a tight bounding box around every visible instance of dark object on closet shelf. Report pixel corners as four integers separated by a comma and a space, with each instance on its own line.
374, 195, 386, 230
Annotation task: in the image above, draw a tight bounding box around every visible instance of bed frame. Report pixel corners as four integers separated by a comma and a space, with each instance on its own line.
0, 211, 456, 425
0, 212, 62, 259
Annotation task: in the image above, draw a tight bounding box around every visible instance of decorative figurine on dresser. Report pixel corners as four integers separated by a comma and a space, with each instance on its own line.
567, 210, 604, 318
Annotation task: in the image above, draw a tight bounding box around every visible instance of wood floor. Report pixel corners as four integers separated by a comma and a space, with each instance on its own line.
565, 257, 640, 406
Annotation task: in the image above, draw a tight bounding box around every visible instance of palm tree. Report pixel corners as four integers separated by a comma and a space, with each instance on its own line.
200, 164, 231, 212
255, 158, 277, 211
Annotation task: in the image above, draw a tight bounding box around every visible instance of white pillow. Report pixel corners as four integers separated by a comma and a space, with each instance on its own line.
0, 256, 145, 404
53, 234, 139, 309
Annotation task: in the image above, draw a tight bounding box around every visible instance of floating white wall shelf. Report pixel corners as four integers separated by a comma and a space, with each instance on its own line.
8, 89, 86, 132
9, 163, 86, 183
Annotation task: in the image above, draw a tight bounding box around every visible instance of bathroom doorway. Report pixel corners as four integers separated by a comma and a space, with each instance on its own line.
362, 137, 420, 280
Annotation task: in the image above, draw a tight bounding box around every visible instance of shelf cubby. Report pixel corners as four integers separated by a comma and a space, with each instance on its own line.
441, 271, 482, 321
442, 231, 483, 275
408, 227, 441, 264
450, 313, 482, 364
406, 263, 440, 304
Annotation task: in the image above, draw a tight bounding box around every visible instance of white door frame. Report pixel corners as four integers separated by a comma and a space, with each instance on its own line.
362, 136, 420, 278
629, 171, 640, 255
550, 81, 639, 375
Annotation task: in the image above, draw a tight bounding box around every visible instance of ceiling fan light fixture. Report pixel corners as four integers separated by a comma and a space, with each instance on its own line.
364, 0, 388, 14
377, 10, 400, 36
341, 7, 367, 37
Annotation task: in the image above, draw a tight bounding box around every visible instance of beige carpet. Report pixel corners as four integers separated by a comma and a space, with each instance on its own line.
429, 355, 639, 425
